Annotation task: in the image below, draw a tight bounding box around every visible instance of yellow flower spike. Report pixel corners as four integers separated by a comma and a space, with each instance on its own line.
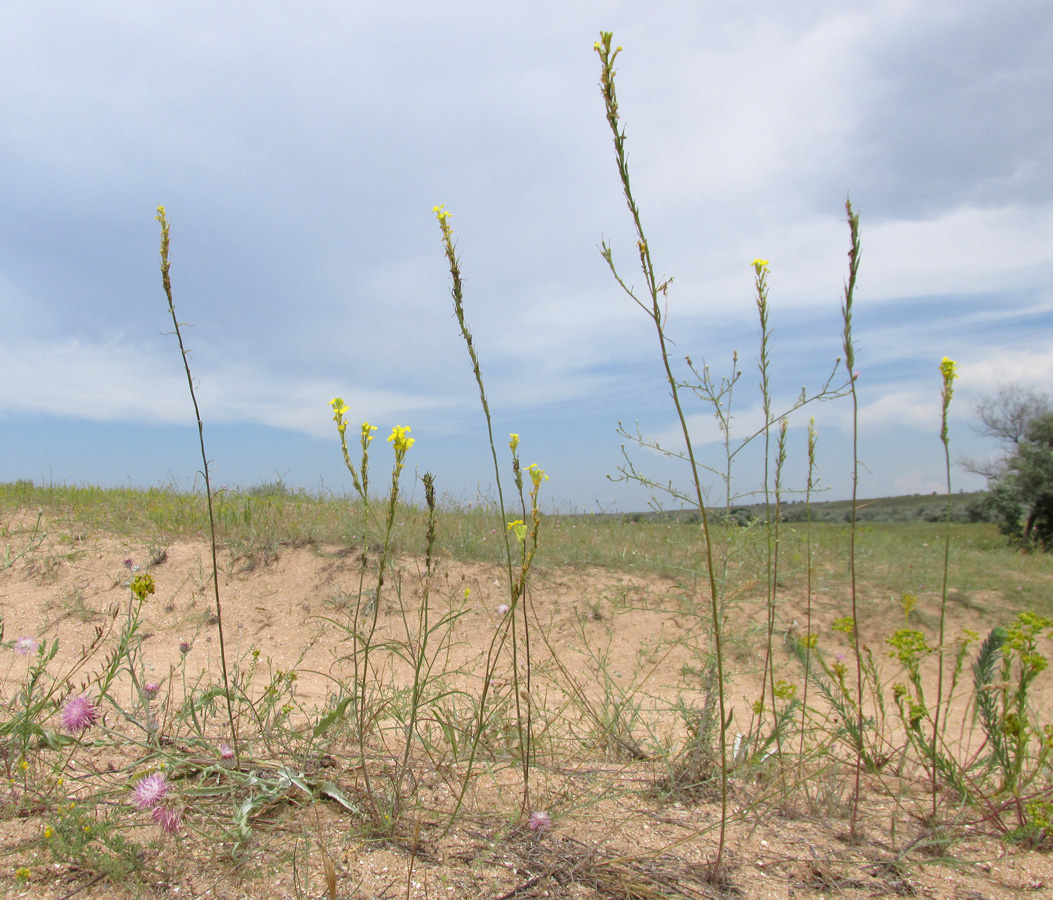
360, 422, 377, 443
509, 433, 520, 453
387, 426, 415, 454
526, 463, 548, 487
940, 357, 957, 444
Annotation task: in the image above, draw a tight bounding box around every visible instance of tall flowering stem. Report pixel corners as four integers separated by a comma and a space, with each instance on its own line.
934, 357, 957, 821
434, 204, 538, 821
594, 31, 729, 869
156, 205, 239, 769
840, 199, 864, 842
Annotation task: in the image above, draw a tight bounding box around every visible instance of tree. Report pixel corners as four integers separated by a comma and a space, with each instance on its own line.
977, 387, 1053, 547
968, 385, 1052, 479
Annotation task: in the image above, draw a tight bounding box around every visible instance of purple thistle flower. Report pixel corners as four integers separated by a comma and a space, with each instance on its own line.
131, 772, 169, 810
143, 683, 160, 699
220, 742, 235, 761
61, 696, 97, 734
152, 804, 181, 834
13, 636, 37, 656
123, 558, 135, 569
528, 810, 552, 832
179, 640, 192, 655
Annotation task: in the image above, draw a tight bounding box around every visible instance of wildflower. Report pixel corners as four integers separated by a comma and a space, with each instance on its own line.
130, 573, 155, 602
940, 357, 957, 391
13, 636, 37, 656
509, 433, 520, 453
387, 425, 415, 454
220, 742, 235, 761
497, 604, 510, 616
526, 463, 548, 488
43, 826, 52, 839
143, 682, 160, 699
122, 558, 135, 569
527, 810, 552, 832
752, 258, 770, 274
15, 867, 30, 882
360, 422, 377, 444
831, 616, 855, 635
61, 696, 97, 734
132, 772, 170, 810
151, 804, 182, 834
179, 640, 192, 655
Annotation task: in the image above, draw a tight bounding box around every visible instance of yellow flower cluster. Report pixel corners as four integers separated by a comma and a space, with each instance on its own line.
388, 426, 415, 454
131, 573, 156, 602
433, 205, 453, 243
330, 398, 349, 435
526, 463, 548, 488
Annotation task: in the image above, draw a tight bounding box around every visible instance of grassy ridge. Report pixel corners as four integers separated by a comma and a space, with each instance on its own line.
3, 480, 1049, 617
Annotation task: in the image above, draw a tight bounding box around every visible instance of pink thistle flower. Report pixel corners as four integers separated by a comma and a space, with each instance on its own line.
122, 558, 135, 570
179, 640, 192, 655
13, 636, 37, 656
151, 804, 182, 834
143, 683, 160, 699
528, 810, 552, 832
61, 696, 97, 734
497, 604, 510, 616
220, 742, 235, 761
131, 772, 169, 810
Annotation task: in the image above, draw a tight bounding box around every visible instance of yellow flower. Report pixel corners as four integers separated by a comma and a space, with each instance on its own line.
509, 433, 520, 453
940, 357, 957, 386
752, 258, 769, 269
43, 826, 52, 839
360, 422, 377, 443
526, 463, 548, 487
432, 204, 451, 223
387, 426, 415, 454
131, 573, 155, 602
507, 520, 527, 542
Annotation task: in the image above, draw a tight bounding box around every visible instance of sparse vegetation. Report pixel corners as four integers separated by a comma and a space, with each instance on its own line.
0, 31, 1050, 900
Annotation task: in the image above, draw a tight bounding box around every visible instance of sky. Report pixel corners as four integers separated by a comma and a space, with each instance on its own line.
1, 1, 1051, 511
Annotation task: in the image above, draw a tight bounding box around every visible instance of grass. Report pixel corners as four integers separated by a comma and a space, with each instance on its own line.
4, 481, 1053, 611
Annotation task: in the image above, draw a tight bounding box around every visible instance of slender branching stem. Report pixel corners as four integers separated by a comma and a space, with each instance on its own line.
594, 32, 728, 866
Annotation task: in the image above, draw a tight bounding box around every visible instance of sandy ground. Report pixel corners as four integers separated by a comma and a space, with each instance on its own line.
0, 525, 1051, 899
